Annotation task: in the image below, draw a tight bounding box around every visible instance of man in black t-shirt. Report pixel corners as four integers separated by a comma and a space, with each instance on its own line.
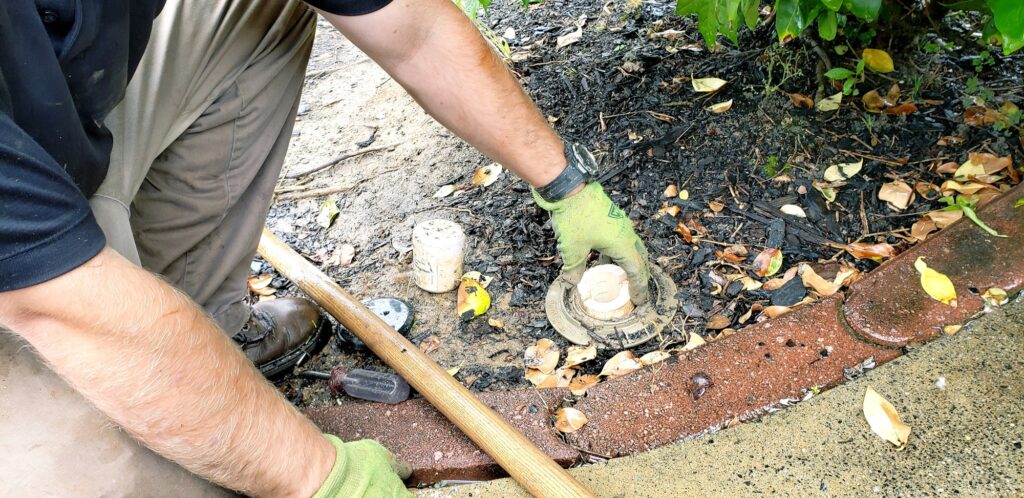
0, 0, 649, 495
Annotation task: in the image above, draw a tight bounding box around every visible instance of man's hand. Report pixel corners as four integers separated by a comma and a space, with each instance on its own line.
314, 436, 412, 498
534, 183, 650, 305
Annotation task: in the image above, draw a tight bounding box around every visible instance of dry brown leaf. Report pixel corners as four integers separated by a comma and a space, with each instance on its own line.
936, 136, 965, 146
599, 351, 643, 378
488, 318, 505, 329
659, 205, 681, 217
940, 180, 992, 196
675, 220, 694, 243
762, 305, 792, 318
569, 374, 601, 396
419, 335, 442, 354
863, 387, 911, 449
885, 103, 918, 116
964, 105, 999, 126
800, 264, 840, 297
788, 93, 814, 109
935, 161, 960, 174
910, 217, 937, 242
554, 407, 588, 433
862, 90, 885, 112
640, 350, 672, 366
943, 325, 962, 335
752, 248, 784, 277
763, 266, 798, 290
706, 314, 732, 330
433, 185, 456, 198
524, 338, 560, 374
879, 180, 914, 211
472, 163, 503, 187
708, 200, 726, 212
664, 184, 679, 197
885, 83, 901, 103
846, 242, 896, 261
556, 28, 583, 49
926, 209, 963, 228
562, 344, 598, 369
955, 152, 1011, 179
247, 274, 273, 292
715, 245, 748, 263
914, 181, 939, 200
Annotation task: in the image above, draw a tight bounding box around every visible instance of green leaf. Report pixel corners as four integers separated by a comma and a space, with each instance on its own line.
961, 205, 1007, 237
677, 0, 720, 47
742, 0, 760, 29
821, 0, 842, 11
775, 0, 822, 43
825, 67, 855, 79
1015, 197, 1024, 208
990, 0, 1024, 45
818, 11, 838, 40
847, 0, 882, 21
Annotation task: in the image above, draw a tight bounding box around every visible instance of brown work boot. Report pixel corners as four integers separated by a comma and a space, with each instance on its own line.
232, 297, 331, 378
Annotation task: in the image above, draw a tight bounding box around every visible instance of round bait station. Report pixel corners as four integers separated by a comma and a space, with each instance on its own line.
545, 260, 678, 349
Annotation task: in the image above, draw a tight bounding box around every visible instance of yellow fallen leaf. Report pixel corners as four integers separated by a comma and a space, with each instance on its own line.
524, 338, 560, 374
316, 198, 340, 229
862, 49, 895, 73
863, 387, 911, 448
943, 325, 962, 335
562, 344, 597, 368
640, 350, 672, 366
823, 160, 863, 182
753, 248, 784, 277
681, 332, 706, 351
599, 351, 643, 378
446, 363, 462, 376
981, 287, 1008, 307
569, 374, 600, 395
940, 180, 992, 196
707, 99, 733, 113
914, 257, 957, 307
554, 407, 588, 433
691, 76, 727, 93
816, 92, 842, 112
456, 277, 491, 321
472, 163, 503, 187
679, 189, 690, 200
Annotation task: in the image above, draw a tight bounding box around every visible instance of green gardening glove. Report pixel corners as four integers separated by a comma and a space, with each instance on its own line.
313, 435, 413, 498
533, 182, 650, 305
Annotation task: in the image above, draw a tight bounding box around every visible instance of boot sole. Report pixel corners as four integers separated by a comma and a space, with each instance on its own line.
259, 317, 332, 379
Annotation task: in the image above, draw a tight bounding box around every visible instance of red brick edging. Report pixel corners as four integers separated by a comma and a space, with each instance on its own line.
304, 183, 1024, 485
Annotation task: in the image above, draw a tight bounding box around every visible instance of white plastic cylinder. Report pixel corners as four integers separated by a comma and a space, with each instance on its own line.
576, 264, 634, 320
412, 219, 466, 293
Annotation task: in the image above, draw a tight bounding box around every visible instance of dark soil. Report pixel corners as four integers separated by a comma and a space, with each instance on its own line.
265, 1, 1023, 408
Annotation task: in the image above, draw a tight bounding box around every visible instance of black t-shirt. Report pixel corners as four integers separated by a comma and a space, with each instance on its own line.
0, 0, 391, 292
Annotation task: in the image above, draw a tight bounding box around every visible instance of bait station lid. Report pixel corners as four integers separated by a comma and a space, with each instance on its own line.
545, 260, 678, 349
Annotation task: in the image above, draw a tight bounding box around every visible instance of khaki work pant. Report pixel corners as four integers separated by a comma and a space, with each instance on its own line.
1, 0, 316, 495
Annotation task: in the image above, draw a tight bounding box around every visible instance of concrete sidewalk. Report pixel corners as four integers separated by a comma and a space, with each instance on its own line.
423, 298, 1024, 497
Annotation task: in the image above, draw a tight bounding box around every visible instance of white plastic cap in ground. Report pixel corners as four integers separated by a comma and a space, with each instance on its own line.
412, 219, 465, 293
575, 264, 634, 321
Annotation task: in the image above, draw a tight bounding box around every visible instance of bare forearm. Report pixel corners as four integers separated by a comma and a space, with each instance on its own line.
0, 247, 332, 498
322, 0, 567, 187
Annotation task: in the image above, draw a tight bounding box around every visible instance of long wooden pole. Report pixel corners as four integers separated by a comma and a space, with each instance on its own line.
258, 229, 594, 498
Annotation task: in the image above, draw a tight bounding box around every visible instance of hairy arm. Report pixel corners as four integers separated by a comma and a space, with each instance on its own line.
321, 0, 570, 188
0, 247, 333, 498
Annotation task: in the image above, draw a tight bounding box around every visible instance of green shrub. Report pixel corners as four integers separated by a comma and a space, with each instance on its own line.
675, 0, 1024, 55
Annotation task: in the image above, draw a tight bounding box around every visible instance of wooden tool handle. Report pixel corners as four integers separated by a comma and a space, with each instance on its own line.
258, 228, 595, 498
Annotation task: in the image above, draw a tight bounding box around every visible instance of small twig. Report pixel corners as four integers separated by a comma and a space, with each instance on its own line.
859, 192, 870, 235
276, 168, 398, 201
838, 148, 905, 167
284, 143, 399, 179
